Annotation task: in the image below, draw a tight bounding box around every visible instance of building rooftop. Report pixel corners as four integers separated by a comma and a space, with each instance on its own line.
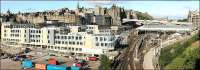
136, 23, 193, 32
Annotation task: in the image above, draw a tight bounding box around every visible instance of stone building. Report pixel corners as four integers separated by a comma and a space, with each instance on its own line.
18, 10, 77, 24
188, 10, 200, 30
94, 5, 105, 15
108, 4, 121, 26
93, 15, 112, 26
126, 10, 137, 19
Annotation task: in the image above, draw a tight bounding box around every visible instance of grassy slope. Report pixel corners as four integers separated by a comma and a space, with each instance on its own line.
164, 41, 200, 69
159, 34, 199, 69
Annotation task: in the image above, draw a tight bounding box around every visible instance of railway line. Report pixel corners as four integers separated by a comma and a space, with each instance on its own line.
111, 29, 161, 70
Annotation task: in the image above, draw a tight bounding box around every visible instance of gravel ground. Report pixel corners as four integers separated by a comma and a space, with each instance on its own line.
88, 61, 100, 70
0, 59, 21, 70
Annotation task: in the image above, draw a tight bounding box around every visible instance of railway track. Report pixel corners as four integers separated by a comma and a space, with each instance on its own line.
111, 29, 160, 70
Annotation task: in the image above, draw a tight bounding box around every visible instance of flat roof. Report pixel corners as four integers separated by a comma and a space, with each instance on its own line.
136, 23, 193, 31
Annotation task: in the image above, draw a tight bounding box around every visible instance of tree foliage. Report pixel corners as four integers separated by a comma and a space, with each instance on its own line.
99, 55, 112, 70
135, 11, 153, 20
177, 19, 188, 22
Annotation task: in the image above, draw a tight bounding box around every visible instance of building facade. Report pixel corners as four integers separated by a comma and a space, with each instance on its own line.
108, 4, 121, 26
1, 22, 118, 56
188, 10, 200, 30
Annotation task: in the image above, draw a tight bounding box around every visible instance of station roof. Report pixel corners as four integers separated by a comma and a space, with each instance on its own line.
136, 23, 193, 32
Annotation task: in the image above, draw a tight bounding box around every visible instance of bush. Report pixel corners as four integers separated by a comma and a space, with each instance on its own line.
164, 58, 186, 70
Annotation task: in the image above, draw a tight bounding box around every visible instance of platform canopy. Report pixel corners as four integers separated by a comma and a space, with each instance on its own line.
136, 23, 193, 32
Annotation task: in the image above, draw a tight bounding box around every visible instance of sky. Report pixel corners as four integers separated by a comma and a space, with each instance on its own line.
1, 1, 199, 19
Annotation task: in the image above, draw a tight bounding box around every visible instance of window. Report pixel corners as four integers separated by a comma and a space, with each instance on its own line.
72, 48, 74, 51
48, 30, 50, 33
105, 43, 108, 46
65, 41, 68, 44
110, 43, 113, 46
101, 43, 104, 46
48, 40, 50, 43
65, 36, 67, 39
72, 41, 75, 45
110, 37, 113, 41
55, 30, 59, 33
33, 30, 35, 33
77, 42, 79, 45
79, 48, 82, 51
96, 43, 99, 46
68, 36, 71, 39
95, 37, 98, 41
72, 36, 74, 39
79, 36, 82, 40
76, 36, 78, 40
104, 37, 107, 41
100, 37, 103, 41
58, 41, 61, 44
80, 42, 83, 45
76, 48, 78, 51
62, 41, 64, 44
64, 47, 67, 50
69, 41, 72, 45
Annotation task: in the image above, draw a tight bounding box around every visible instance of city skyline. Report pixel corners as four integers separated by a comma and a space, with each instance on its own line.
1, 1, 199, 19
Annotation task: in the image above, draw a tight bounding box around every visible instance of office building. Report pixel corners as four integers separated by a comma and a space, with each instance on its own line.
1, 21, 118, 56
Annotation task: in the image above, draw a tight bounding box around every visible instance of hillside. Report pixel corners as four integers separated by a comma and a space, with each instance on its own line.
135, 11, 154, 20
159, 34, 200, 70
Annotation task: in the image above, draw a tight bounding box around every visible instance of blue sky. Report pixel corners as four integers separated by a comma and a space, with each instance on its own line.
1, 1, 199, 19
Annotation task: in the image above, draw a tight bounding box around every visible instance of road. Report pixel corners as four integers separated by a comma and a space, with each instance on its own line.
143, 47, 155, 69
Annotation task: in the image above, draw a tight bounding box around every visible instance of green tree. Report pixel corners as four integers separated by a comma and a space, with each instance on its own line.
99, 55, 111, 70
177, 19, 188, 22
135, 11, 153, 20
